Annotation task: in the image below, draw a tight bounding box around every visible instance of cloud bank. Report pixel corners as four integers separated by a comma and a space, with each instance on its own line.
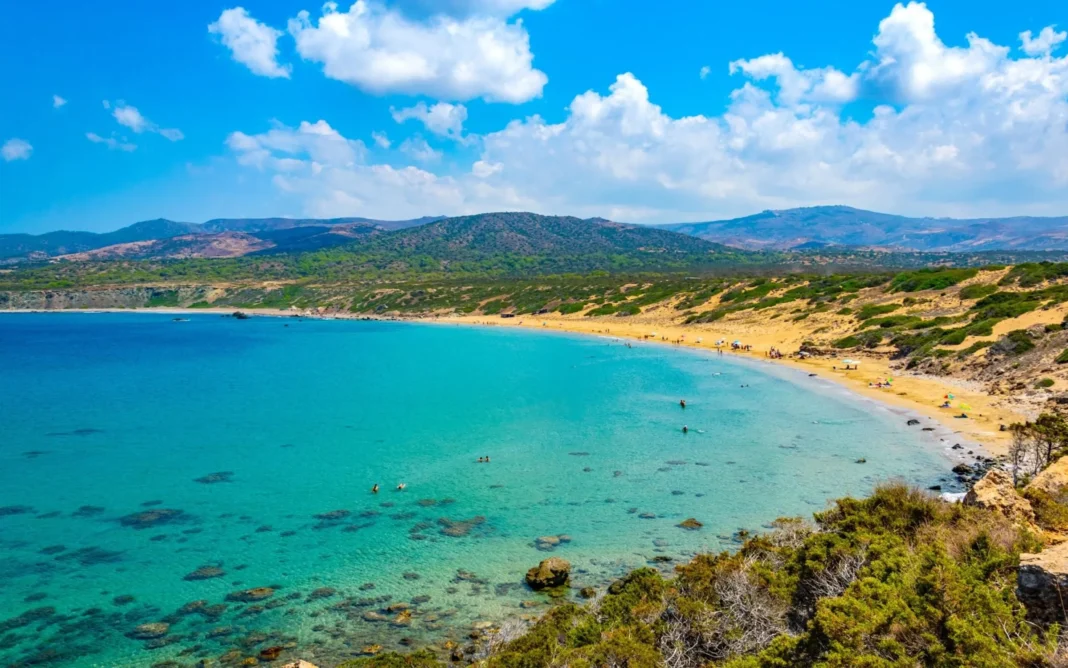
226, 2, 1068, 221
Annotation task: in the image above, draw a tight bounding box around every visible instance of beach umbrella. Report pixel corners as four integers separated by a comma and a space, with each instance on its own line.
733, 340, 742, 346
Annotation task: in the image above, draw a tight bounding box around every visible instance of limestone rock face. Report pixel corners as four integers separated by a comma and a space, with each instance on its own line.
963, 469, 1036, 526
525, 557, 571, 590
1028, 456, 1068, 497
1018, 541, 1068, 624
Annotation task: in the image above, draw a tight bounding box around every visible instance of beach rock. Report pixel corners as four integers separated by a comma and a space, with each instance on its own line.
964, 469, 1035, 527
129, 623, 170, 640
1027, 456, 1068, 497
194, 471, 234, 484
184, 565, 225, 581
259, 646, 284, 661
579, 587, 596, 599
280, 662, 318, 668
952, 464, 975, 476
907, 419, 921, 426
1018, 541, 1068, 624
525, 557, 570, 590
226, 587, 275, 603
677, 518, 703, 530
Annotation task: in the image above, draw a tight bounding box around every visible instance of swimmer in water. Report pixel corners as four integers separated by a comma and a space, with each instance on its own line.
397, 483, 406, 491
682, 425, 689, 434
371, 484, 379, 494
680, 400, 686, 409
486, 456, 491, 463
478, 457, 485, 463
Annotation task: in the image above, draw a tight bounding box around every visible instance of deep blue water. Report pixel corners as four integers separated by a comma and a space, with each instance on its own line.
0, 313, 956, 666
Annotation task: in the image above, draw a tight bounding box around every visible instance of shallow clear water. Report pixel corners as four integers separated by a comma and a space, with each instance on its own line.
0, 313, 957, 666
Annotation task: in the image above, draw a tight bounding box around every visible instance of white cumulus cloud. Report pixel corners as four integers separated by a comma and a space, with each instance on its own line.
52, 95, 67, 109
107, 102, 184, 142
399, 136, 442, 162
209, 7, 292, 78
2, 138, 32, 161
391, 101, 468, 138
371, 131, 392, 148
288, 1, 547, 103
1020, 26, 1067, 57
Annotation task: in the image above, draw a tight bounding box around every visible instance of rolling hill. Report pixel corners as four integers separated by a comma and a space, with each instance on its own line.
660, 205, 1068, 251
0, 216, 439, 261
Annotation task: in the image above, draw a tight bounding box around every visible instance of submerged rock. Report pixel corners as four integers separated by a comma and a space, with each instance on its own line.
525, 557, 571, 590
226, 587, 276, 603
184, 565, 226, 581
129, 622, 170, 640
439, 516, 486, 538
312, 510, 350, 521
119, 508, 186, 530
194, 471, 235, 484
678, 518, 703, 530
0, 505, 35, 517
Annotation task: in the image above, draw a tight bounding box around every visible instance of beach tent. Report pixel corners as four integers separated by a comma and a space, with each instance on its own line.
842, 359, 860, 366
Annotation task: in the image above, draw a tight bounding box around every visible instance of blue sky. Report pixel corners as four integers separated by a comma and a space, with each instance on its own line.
1, 0, 1067, 233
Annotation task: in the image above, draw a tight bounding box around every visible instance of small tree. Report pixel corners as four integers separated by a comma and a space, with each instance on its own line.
1008, 423, 1030, 486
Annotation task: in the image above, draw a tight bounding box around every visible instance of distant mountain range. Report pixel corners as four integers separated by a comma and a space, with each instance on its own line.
659, 206, 1068, 251
4, 206, 1068, 264
0, 216, 441, 261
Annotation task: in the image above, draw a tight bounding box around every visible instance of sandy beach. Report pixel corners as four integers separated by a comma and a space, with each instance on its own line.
10, 305, 1020, 456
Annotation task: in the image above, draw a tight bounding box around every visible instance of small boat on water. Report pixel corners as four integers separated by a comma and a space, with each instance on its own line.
172, 318, 189, 322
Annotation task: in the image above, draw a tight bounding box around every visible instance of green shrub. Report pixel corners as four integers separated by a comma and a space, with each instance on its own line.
992, 330, 1036, 356
556, 302, 586, 315
959, 283, 998, 300
1056, 348, 1068, 364
1036, 378, 1056, 389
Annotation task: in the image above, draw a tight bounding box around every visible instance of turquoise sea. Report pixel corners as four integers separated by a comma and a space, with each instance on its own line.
0, 313, 960, 667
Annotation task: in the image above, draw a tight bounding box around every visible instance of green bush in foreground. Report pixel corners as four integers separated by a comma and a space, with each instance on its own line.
473, 483, 1050, 667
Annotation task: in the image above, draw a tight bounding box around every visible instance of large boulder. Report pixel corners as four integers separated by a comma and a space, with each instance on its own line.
1018, 541, 1068, 624
963, 469, 1036, 527
525, 557, 570, 590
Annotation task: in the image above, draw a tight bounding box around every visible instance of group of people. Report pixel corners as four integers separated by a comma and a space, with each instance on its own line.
477, 456, 492, 463
766, 347, 784, 359
370, 483, 406, 493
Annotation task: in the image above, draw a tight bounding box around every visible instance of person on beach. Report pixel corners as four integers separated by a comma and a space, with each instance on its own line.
371, 484, 379, 494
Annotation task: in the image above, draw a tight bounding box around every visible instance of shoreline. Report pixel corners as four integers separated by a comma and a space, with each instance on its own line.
3, 306, 1016, 458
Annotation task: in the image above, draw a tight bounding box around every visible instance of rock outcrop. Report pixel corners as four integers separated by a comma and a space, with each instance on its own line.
1018, 541, 1068, 624
281, 662, 319, 668
963, 469, 1036, 527
525, 557, 571, 590
1028, 456, 1068, 497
